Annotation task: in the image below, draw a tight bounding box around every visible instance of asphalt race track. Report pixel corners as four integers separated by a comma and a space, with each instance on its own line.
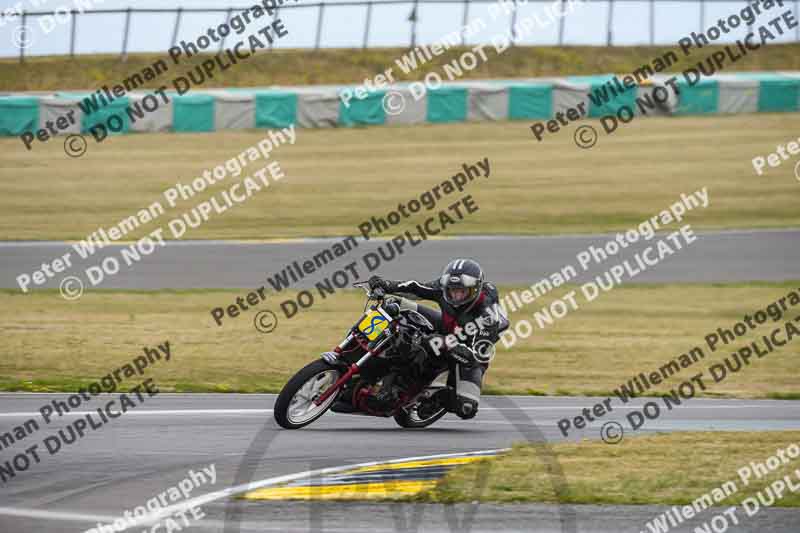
1, 394, 800, 533
3, 228, 799, 532
2, 229, 799, 290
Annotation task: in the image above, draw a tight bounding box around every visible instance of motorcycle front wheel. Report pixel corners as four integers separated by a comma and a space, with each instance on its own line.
274, 360, 341, 429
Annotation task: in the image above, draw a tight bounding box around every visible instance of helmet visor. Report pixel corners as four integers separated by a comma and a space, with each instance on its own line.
441, 273, 480, 306
440, 273, 480, 288
446, 287, 471, 304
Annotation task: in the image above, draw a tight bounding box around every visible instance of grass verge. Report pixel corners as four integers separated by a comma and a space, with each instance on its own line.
0, 281, 797, 396
2, 44, 799, 91
2, 114, 800, 240
415, 431, 800, 506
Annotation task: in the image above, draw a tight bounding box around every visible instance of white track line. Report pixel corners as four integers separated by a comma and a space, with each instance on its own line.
0, 507, 117, 524
481, 405, 774, 410
0, 409, 273, 418
0, 449, 508, 528
0, 405, 779, 419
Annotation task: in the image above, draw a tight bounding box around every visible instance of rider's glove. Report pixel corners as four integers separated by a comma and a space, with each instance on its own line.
321, 351, 339, 364
368, 275, 390, 292
449, 344, 477, 366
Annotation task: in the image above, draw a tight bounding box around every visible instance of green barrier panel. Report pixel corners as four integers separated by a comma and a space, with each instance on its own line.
0, 96, 39, 136
339, 90, 386, 126
79, 96, 131, 135
172, 94, 215, 132
255, 92, 297, 128
508, 85, 552, 120
675, 79, 719, 115
585, 77, 637, 118
758, 79, 800, 112
426, 87, 467, 123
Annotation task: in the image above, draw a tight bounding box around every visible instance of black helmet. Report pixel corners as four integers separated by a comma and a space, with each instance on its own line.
440, 258, 484, 309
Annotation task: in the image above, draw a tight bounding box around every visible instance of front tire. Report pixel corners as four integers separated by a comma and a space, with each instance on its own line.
274, 360, 342, 429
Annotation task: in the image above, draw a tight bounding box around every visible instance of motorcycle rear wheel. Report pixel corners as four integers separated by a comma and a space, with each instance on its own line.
274, 360, 341, 429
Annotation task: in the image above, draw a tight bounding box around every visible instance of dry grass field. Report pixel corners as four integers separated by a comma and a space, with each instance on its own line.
420, 431, 800, 505
0, 114, 798, 241
1, 281, 797, 397
1, 44, 798, 90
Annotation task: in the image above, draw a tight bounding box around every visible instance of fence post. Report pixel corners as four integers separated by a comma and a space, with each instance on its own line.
221, 8, 232, 52
699, 0, 705, 32
649, 0, 654, 45
270, 8, 278, 50
558, 0, 567, 46
606, 0, 614, 46
315, 3, 325, 50
409, 0, 419, 48
70, 10, 77, 57
19, 11, 26, 64
363, 1, 372, 49
743, 0, 751, 34
171, 7, 183, 48
461, 0, 469, 45
796, 0, 799, 41
510, 0, 517, 45
121, 7, 132, 61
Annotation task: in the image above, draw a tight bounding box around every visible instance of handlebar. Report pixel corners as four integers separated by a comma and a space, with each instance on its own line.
352, 281, 385, 300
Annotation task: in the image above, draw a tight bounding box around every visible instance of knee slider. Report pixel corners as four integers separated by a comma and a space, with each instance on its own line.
455, 397, 478, 419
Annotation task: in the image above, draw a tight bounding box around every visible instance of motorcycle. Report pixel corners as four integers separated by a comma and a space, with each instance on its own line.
273, 281, 454, 430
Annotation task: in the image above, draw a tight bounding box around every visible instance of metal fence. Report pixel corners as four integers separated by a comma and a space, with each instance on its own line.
3, 0, 799, 63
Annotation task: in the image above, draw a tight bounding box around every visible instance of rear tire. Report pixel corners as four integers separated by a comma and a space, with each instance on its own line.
274, 360, 342, 429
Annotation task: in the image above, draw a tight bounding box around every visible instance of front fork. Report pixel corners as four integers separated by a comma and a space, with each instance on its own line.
314, 332, 373, 405
313, 362, 360, 406
313, 331, 388, 406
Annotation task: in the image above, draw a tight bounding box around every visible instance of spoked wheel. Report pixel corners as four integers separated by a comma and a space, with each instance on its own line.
274, 360, 342, 429
394, 396, 448, 428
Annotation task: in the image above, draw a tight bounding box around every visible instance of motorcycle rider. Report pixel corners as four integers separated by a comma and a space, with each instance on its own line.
329, 258, 508, 419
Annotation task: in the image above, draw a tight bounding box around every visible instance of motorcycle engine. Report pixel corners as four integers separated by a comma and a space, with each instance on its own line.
362, 373, 403, 413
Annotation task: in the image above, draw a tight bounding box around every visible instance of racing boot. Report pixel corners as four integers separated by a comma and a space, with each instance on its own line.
439, 386, 479, 419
